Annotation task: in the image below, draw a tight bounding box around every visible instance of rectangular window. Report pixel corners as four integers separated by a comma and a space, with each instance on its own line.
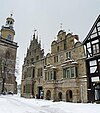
48, 72, 51, 80
32, 68, 35, 78
89, 60, 98, 73
54, 56, 58, 63
36, 56, 39, 60
63, 69, 66, 78
75, 67, 78, 77
23, 86, 25, 93
45, 72, 47, 80
67, 68, 70, 78
47, 71, 53, 81
64, 40, 67, 50
93, 43, 100, 54
50, 71, 53, 80
54, 71, 56, 80
66, 52, 71, 59
71, 67, 75, 78
40, 68, 42, 76
57, 46, 59, 52
37, 68, 42, 77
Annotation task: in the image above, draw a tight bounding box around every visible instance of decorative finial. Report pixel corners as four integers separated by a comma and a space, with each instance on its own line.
10, 10, 14, 17
34, 29, 37, 33
11, 14, 13, 17
68, 29, 70, 32
60, 23, 63, 30
33, 28, 37, 38
34, 29, 37, 35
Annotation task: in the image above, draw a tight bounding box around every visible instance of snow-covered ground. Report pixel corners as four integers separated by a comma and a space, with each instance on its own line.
0, 95, 100, 113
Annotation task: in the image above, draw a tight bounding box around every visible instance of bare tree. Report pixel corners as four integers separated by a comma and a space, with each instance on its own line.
0, 49, 19, 94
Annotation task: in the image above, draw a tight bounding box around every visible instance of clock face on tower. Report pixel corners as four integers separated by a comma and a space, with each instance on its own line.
6, 34, 12, 41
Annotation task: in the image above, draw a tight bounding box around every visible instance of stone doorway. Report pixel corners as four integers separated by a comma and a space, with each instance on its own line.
46, 90, 51, 100
66, 90, 73, 102
58, 92, 62, 101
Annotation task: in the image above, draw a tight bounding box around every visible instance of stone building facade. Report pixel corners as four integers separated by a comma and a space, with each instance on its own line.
0, 14, 18, 94
21, 34, 44, 98
21, 30, 87, 103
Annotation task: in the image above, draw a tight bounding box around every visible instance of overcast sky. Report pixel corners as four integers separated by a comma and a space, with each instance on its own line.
0, 0, 100, 84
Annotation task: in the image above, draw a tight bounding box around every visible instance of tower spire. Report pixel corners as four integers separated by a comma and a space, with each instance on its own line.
1, 14, 15, 41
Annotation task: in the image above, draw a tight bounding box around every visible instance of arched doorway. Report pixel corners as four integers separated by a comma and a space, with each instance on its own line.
58, 92, 62, 101
46, 90, 51, 100
66, 90, 73, 102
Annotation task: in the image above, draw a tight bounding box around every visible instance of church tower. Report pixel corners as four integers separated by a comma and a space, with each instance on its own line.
0, 14, 18, 94
1, 14, 15, 41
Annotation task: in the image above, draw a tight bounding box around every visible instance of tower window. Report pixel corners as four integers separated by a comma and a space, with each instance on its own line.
54, 56, 58, 63
10, 21, 13, 25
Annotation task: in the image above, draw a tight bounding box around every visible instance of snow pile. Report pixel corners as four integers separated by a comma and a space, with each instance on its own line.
0, 95, 100, 113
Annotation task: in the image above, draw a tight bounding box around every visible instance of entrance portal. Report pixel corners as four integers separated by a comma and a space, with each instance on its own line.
46, 90, 51, 100
38, 86, 43, 99
66, 90, 73, 102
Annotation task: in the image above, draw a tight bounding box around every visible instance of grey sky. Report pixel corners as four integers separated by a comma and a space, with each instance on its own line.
0, 0, 100, 84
